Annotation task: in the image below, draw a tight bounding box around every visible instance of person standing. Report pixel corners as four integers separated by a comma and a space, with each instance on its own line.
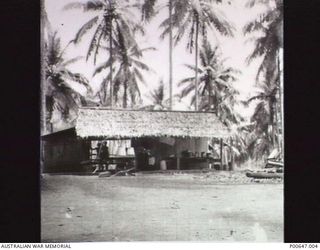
94, 141, 109, 172
222, 144, 232, 171
100, 141, 109, 170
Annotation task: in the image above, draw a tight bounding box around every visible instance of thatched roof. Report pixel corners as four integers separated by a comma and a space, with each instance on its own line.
75, 108, 230, 138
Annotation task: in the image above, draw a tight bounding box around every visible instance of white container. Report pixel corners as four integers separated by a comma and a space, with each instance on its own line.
160, 160, 167, 170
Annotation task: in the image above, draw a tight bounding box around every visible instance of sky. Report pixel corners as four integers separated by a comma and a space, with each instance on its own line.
44, 0, 269, 118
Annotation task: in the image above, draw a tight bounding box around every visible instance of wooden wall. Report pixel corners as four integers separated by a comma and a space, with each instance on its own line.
42, 135, 89, 173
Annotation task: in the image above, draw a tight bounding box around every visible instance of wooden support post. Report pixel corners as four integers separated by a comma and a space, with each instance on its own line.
220, 138, 223, 170
177, 157, 180, 170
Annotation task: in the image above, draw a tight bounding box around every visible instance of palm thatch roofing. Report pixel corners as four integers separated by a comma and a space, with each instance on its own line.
75, 107, 230, 138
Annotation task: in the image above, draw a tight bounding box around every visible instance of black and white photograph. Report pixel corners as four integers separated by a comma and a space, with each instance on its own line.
40, 0, 284, 242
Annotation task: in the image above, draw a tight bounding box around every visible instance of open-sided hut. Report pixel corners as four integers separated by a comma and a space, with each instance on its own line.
41, 108, 230, 173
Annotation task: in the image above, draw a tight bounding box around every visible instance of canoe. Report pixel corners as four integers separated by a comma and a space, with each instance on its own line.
246, 172, 283, 179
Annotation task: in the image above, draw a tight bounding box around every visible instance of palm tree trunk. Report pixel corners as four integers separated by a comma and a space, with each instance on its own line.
109, 25, 113, 108
123, 80, 128, 108
272, 51, 282, 154
40, 0, 46, 174
230, 138, 234, 171
195, 17, 199, 111
270, 100, 276, 148
40, 0, 46, 135
277, 49, 284, 158
273, 97, 280, 151
169, 0, 173, 110
207, 78, 213, 110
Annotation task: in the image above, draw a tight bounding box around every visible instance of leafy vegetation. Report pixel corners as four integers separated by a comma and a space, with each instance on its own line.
42, 0, 283, 164
63, 0, 144, 106
44, 31, 91, 132
159, 0, 234, 110
243, 0, 283, 159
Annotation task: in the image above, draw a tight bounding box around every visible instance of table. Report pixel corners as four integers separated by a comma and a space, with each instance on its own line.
81, 155, 135, 172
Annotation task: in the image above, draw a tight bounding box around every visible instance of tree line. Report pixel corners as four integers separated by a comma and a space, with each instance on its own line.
41, 0, 283, 163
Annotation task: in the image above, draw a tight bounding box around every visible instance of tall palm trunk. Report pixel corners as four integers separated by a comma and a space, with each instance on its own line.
169, 0, 173, 110
109, 25, 113, 108
40, 0, 46, 174
123, 81, 128, 108
123, 67, 129, 108
40, 0, 46, 134
194, 16, 199, 111
206, 76, 213, 110
277, 49, 284, 157
273, 94, 280, 151
272, 49, 282, 154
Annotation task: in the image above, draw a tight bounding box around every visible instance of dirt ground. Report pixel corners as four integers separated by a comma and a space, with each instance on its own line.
41, 172, 283, 242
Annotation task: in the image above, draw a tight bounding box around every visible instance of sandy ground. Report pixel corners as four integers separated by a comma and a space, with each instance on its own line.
41, 172, 283, 242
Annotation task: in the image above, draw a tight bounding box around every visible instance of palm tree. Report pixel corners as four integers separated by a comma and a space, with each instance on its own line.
243, 0, 283, 85
63, 0, 144, 107
142, 79, 170, 110
243, 0, 283, 156
93, 43, 155, 108
44, 31, 91, 132
227, 123, 252, 166
178, 42, 240, 124
160, 0, 234, 110
41, 1, 52, 134
242, 83, 279, 158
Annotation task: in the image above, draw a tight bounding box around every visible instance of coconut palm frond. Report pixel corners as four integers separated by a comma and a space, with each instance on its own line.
141, 0, 158, 22
71, 16, 99, 44
86, 22, 105, 63
148, 80, 166, 106
131, 59, 152, 71
93, 58, 112, 76
129, 77, 141, 101
183, 64, 201, 74
243, 19, 265, 35
159, 24, 171, 41
181, 82, 195, 98
173, 13, 193, 46
178, 76, 195, 87
61, 56, 84, 67
63, 0, 104, 12
206, 7, 235, 37
112, 70, 124, 98
63, 2, 86, 10
245, 36, 268, 64
133, 68, 146, 85
245, 0, 270, 8
246, 93, 266, 103
136, 46, 157, 54
62, 71, 90, 90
